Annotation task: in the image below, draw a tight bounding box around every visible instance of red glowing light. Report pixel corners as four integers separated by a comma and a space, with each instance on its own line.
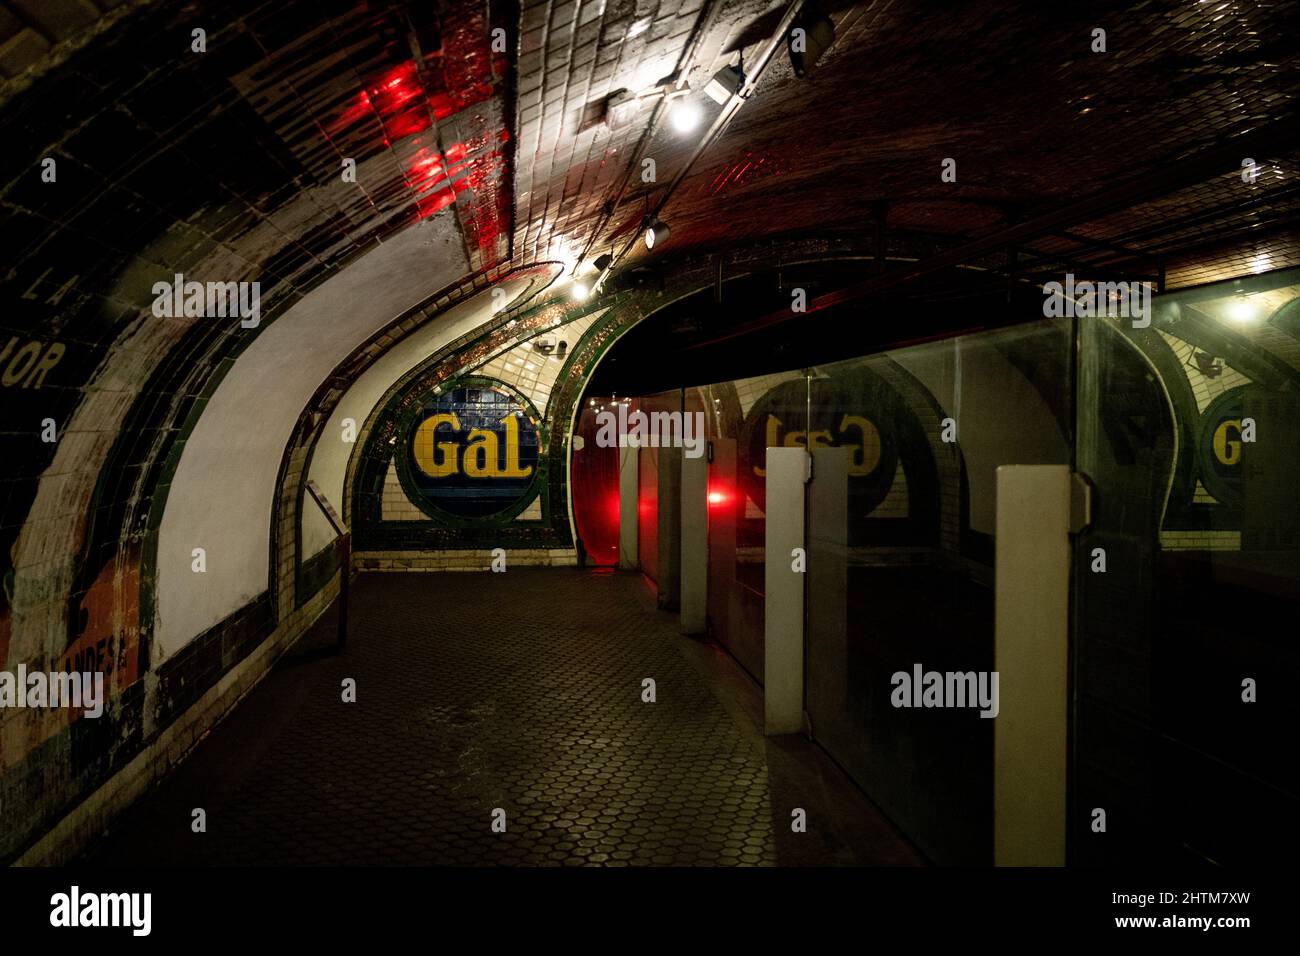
407, 150, 444, 174
316, 14, 507, 266
708, 151, 782, 196
384, 107, 432, 140
369, 62, 420, 115
427, 91, 457, 121
417, 188, 457, 216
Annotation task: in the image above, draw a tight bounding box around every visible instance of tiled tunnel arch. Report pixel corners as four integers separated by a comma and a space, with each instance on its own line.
275, 234, 933, 606
274, 223, 1115, 610
2, 0, 1298, 876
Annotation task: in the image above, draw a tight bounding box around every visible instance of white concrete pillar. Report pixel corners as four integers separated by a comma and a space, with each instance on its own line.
680, 447, 709, 635
994, 464, 1073, 866
764, 447, 810, 735
806, 446, 849, 727
657, 447, 682, 609
618, 445, 638, 570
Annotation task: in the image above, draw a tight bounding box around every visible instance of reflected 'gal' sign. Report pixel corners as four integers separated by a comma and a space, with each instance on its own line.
405, 385, 541, 519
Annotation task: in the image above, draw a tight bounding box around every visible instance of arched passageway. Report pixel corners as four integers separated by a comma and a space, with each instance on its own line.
1, 1, 1298, 920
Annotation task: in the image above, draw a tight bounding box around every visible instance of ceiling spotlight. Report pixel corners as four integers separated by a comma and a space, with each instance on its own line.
548, 237, 579, 275
788, 6, 836, 78
643, 218, 670, 251
572, 281, 591, 302
669, 99, 702, 133
603, 88, 641, 130
705, 64, 744, 105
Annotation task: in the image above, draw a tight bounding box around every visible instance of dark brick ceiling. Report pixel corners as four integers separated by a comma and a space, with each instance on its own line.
3, 0, 1299, 869
3, 0, 1299, 365
0, 0, 1298, 523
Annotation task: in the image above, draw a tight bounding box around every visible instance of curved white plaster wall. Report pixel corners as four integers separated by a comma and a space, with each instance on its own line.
301, 270, 556, 558
154, 215, 469, 658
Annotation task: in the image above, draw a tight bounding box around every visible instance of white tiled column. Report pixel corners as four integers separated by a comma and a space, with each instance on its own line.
618, 445, 638, 570
994, 464, 1073, 866
680, 447, 708, 635
764, 447, 810, 735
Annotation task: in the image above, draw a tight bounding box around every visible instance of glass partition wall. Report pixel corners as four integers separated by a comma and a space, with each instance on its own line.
584, 268, 1300, 866
1073, 271, 1300, 866
700, 320, 1074, 864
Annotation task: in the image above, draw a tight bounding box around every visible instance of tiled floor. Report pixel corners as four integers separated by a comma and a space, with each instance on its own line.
83, 569, 922, 866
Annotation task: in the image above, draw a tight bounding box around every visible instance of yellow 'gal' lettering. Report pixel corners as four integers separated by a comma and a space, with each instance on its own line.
839, 414, 882, 476
498, 414, 534, 478
463, 428, 501, 477
413, 413, 460, 477
1213, 420, 1242, 466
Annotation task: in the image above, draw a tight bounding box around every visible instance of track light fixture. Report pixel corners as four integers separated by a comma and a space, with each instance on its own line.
643, 218, 670, 251
704, 62, 744, 105
788, 5, 836, 78
602, 88, 641, 129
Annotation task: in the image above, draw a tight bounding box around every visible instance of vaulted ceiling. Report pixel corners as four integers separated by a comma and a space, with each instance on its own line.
2, 0, 1300, 658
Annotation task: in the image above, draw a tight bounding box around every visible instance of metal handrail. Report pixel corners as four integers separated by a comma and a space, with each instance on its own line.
305, 480, 350, 652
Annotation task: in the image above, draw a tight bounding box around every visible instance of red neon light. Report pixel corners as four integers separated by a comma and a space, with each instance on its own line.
707, 483, 732, 509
